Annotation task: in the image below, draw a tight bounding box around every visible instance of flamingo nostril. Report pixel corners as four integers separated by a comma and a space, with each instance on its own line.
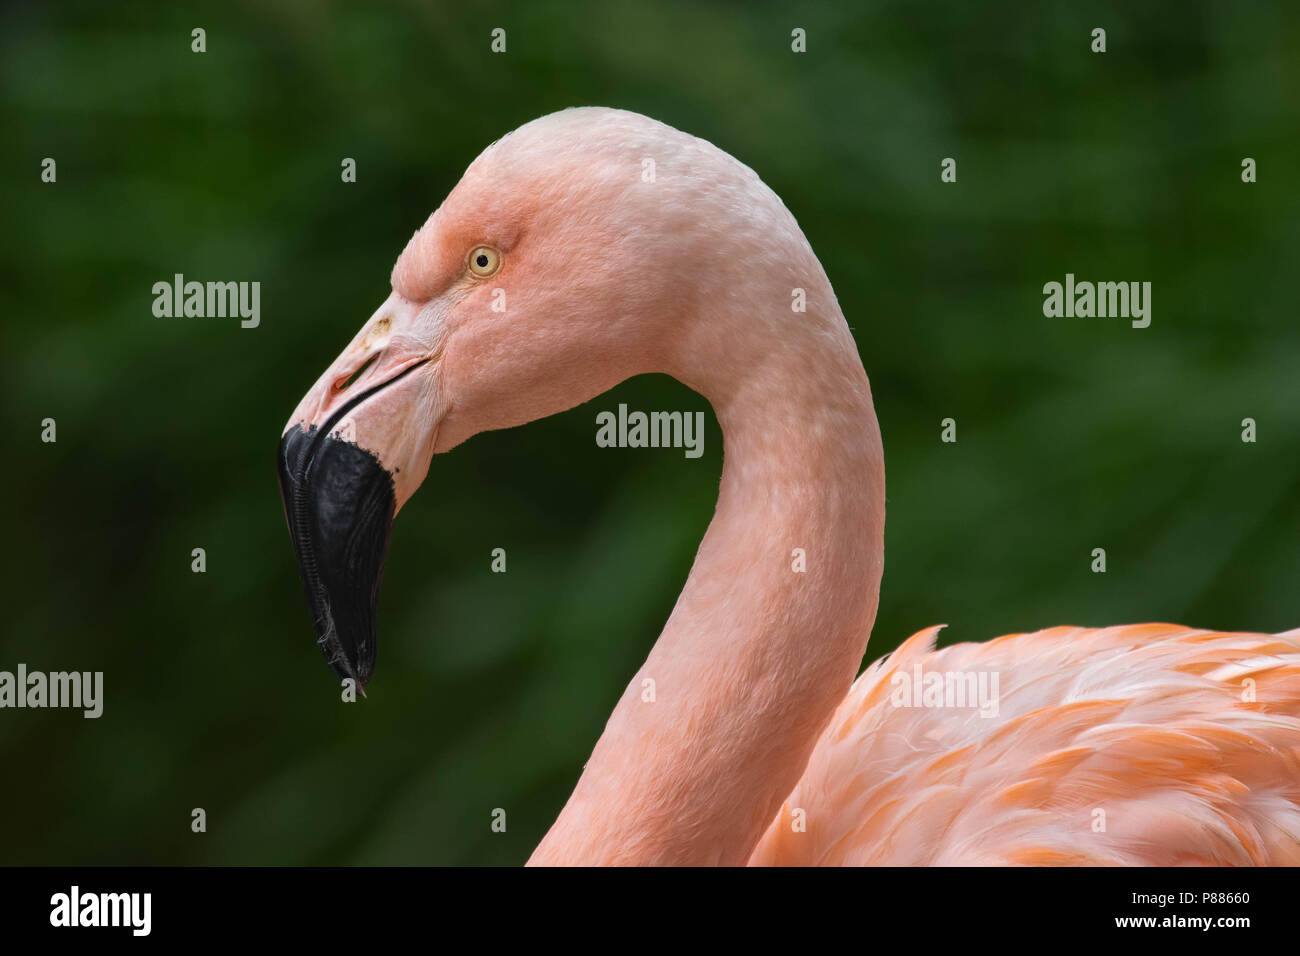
335, 354, 378, 392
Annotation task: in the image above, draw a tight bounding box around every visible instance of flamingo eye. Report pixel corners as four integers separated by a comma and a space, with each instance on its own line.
468, 246, 501, 277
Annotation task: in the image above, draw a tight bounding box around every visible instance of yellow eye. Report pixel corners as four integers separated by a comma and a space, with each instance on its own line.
468, 246, 501, 277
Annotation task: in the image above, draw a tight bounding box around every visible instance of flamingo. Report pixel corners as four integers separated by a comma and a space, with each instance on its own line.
277, 107, 1300, 866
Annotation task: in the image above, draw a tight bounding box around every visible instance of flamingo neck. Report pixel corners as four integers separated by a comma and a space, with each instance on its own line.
529, 290, 885, 865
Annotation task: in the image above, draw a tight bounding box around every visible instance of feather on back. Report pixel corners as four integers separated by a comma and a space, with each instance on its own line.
749, 624, 1300, 865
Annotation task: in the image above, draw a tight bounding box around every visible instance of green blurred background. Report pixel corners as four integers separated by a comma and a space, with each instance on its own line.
2, 0, 1297, 864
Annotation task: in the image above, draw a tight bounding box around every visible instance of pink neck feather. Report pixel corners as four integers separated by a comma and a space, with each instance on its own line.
529, 263, 885, 865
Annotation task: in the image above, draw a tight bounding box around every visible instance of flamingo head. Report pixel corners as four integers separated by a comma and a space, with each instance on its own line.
277, 107, 786, 687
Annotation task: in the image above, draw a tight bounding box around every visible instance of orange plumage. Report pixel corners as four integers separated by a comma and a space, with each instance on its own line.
752, 625, 1300, 865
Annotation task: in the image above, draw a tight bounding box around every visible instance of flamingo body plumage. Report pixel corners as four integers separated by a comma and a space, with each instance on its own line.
752, 624, 1300, 865
278, 107, 1300, 866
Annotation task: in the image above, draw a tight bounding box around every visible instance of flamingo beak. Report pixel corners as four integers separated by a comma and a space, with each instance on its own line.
277, 417, 397, 691
277, 296, 442, 690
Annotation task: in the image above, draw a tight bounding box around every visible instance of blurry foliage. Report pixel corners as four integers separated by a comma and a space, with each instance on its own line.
0, 0, 1297, 863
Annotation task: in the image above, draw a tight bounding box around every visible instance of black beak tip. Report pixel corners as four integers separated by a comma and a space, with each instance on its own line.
278, 424, 396, 689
